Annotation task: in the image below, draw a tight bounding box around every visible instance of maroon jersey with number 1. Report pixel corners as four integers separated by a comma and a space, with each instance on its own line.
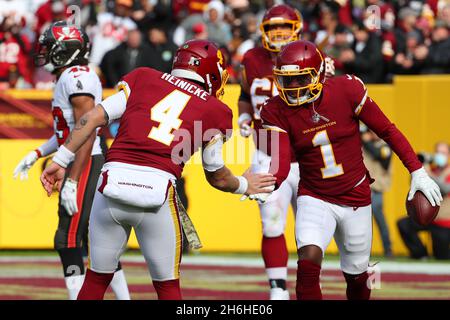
261, 74, 422, 207
106, 67, 233, 179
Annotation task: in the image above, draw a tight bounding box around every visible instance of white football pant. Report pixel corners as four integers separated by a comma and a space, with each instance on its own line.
296, 195, 372, 275
88, 184, 182, 281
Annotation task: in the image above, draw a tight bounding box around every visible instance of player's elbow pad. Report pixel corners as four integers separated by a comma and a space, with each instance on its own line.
202, 134, 225, 172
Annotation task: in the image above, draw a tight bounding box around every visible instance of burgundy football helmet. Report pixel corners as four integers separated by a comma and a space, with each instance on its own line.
171, 40, 229, 99
273, 40, 326, 106
35, 21, 90, 70
260, 4, 303, 52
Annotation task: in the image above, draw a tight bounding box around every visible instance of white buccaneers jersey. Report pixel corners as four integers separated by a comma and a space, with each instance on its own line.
52, 65, 103, 155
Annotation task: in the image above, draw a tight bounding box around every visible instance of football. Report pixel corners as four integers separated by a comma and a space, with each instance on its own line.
406, 191, 440, 226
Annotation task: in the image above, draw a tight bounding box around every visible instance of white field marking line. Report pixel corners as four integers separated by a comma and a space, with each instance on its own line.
1, 255, 449, 275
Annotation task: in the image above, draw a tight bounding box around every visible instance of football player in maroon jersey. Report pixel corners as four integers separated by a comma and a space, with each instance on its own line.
237, 4, 303, 300
260, 40, 442, 300
40, 39, 276, 300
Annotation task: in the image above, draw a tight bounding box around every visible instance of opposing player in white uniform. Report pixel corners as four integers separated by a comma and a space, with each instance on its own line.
13, 21, 129, 300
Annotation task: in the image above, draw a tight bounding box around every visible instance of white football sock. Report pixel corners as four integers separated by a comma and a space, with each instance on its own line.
266, 267, 288, 280
110, 269, 130, 300
64, 274, 85, 300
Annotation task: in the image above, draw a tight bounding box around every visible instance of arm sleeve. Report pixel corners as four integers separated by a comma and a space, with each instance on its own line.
260, 102, 291, 188
343, 74, 421, 173
358, 96, 422, 173
100, 90, 127, 123
37, 135, 59, 157
268, 131, 291, 189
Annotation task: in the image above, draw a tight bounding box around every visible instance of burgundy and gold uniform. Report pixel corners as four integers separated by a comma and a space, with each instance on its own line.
261, 74, 422, 207
259, 40, 442, 301
107, 67, 233, 178
242, 47, 278, 152
76, 40, 233, 300
238, 4, 303, 300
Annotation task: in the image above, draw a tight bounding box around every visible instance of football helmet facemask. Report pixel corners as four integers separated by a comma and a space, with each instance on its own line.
273, 40, 325, 107
260, 4, 303, 53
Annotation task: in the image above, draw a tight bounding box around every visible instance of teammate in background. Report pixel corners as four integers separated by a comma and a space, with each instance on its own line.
13, 21, 130, 300
40, 40, 276, 300
260, 40, 442, 300
238, 4, 335, 300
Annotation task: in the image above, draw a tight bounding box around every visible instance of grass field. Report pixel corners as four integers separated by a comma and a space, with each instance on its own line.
0, 251, 449, 300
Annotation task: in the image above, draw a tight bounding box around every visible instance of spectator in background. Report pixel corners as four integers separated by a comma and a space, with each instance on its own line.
232, 12, 258, 64
326, 24, 353, 76
0, 13, 33, 88
192, 22, 209, 40
145, 24, 178, 73
361, 125, 393, 257
203, 0, 232, 47
339, 20, 384, 83
365, 0, 397, 65
398, 142, 450, 260
315, 1, 341, 51
132, 0, 174, 35
100, 29, 151, 87
439, 4, 450, 27
35, 0, 68, 37
172, 0, 211, 22
414, 20, 450, 74
219, 45, 238, 83
172, 5, 204, 46
395, 7, 421, 55
90, 0, 137, 68
392, 29, 423, 74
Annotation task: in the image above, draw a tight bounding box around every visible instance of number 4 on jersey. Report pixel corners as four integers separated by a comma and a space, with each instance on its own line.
148, 90, 191, 146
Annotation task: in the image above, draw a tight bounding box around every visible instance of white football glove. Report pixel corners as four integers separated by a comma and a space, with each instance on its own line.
241, 185, 275, 204
238, 113, 253, 138
61, 178, 79, 216
240, 123, 252, 137
13, 150, 39, 180
408, 167, 443, 207
325, 56, 336, 78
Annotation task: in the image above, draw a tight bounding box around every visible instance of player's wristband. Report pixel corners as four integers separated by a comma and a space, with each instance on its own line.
53, 145, 75, 169
238, 113, 252, 127
233, 176, 248, 194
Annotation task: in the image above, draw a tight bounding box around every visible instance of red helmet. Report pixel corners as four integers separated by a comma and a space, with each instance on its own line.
260, 4, 303, 53
171, 40, 229, 99
273, 40, 325, 107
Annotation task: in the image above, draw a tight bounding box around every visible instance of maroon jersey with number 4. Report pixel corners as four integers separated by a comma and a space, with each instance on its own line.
261, 74, 422, 207
106, 67, 233, 178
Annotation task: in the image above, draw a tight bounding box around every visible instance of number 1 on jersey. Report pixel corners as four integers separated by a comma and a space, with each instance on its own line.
312, 130, 344, 179
148, 90, 191, 146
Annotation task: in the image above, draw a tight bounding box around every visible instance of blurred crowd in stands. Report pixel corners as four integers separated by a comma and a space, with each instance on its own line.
0, 0, 450, 89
